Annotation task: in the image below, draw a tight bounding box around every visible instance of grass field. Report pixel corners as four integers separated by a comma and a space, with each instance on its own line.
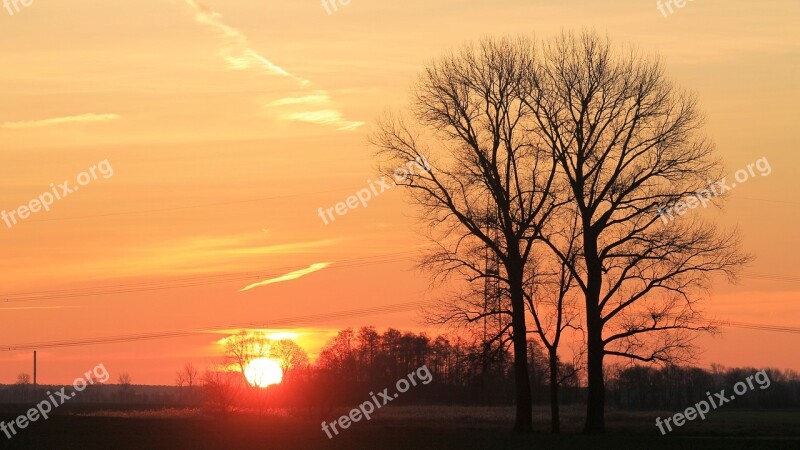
2, 406, 798, 449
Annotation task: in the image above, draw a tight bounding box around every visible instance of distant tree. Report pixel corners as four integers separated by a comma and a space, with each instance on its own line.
176, 363, 199, 388
316, 329, 356, 373
176, 363, 199, 403
356, 326, 381, 383
118, 373, 132, 385
16, 373, 31, 385
202, 368, 243, 415
118, 372, 133, 400
224, 330, 271, 386
175, 363, 198, 388
269, 339, 309, 380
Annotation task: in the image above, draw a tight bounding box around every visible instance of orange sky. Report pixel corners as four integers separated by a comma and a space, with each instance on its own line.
1, 0, 798, 385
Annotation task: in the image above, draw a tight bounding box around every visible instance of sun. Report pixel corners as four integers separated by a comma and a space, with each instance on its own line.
244, 358, 283, 388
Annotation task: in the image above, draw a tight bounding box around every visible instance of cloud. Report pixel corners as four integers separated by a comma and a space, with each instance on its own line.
2, 113, 120, 129
183, 0, 300, 81
240, 262, 331, 292
183, 1, 363, 131
282, 110, 365, 131
268, 94, 331, 107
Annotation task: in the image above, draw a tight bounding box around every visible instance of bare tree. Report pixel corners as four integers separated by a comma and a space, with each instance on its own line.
269, 339, 309, 380
372, 37, 561, 432
118, 372, 133, 400
176, 363, 199, 388
202, 368, 243, 415
16, 373, 31, 385
224, 330, 271, 386
524, 31, 751, 433
176, 363, 199, 403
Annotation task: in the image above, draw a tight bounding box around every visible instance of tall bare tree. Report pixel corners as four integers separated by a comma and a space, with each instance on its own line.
372, 37, 560, 432
523, 31, 750, 433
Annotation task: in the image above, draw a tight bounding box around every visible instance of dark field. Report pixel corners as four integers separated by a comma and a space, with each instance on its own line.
2, 406, 798, 450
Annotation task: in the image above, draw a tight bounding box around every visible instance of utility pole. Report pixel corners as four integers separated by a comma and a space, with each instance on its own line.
481, 202, 501, 384
33, 350, 37, 389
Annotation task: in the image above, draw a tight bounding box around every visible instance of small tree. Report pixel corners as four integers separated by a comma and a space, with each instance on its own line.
202, 368, 243, 415
176, 363, 199, 387
176, 363, 200, 404
16, 373, 31, 385
118, 373, 133, 401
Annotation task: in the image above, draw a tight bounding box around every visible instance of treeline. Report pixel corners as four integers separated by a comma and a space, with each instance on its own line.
274, 327, 800, 410
3, 327, 797, 412
607, 364, 800, 409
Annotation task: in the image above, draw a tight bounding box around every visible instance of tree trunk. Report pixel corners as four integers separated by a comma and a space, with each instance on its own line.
584, 313, 605, 433
549, 350, 561, 434
509, 265, 533, 432
583, 230, 606, 434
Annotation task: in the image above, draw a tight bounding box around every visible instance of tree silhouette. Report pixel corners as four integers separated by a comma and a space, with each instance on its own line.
372, 37, 562, 432
16, 373, 31, 386
224, 330, 271, 387
269, 338, 309, 380
524, 31, 751, 433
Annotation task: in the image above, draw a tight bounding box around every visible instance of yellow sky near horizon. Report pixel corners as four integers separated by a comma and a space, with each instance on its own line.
0, 0, 798, 384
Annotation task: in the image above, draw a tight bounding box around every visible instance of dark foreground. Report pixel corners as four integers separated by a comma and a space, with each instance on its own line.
1, 406, 798, 450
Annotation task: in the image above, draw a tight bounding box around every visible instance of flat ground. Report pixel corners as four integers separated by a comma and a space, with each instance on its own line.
1, 406, 798, 449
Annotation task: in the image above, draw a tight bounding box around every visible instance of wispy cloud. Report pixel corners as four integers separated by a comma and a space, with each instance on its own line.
268, 93, 331, 107
183, 0, 302, 82
282, 110, 366, 131
183, 1, 363, 131
2, 113, 120, 129
240, 262, 331, 292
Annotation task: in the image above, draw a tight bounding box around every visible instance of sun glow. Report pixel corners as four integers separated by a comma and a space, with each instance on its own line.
244, 358, 283, 388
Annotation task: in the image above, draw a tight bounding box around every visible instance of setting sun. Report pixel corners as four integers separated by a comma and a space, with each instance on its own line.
244, 358, 284, 388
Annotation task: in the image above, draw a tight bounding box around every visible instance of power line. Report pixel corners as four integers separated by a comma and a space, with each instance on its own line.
2, 298, 796, 352
741, 272, 800, 284
0, 299, 435, 352
628, 312, 800, 334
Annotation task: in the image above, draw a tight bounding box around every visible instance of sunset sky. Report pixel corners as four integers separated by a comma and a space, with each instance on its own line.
1, 0, 798, 385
